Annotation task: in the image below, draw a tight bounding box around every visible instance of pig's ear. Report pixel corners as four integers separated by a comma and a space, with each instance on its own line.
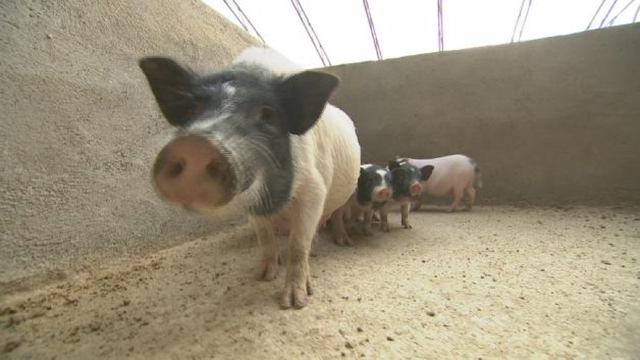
278, 71, 339, 135
139, 57, 205, 127
391, 167, 406, 182
388, 160, 401, 170
420, 165, 435, 181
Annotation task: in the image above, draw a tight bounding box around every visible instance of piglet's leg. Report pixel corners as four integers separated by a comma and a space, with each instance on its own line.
331, 205, 353, 246
379, 206, 390, 232
401, 203, 412, 229
412, 197, 423, 211
249, 216, 279, 281
361, 209, 374, 236
343, 206, 355, 236
280, 178, 326, 309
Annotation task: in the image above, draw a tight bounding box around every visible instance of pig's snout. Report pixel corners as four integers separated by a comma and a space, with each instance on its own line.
153, 136, 236, 210
409, 183, 423, 196
377, 188, 391, 199
372, 186, 391, 202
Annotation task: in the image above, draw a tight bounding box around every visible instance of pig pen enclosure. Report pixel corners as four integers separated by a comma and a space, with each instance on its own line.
1, 1, 640, 359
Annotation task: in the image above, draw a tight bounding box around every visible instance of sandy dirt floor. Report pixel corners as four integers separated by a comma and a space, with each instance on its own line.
1, 205, 639, 360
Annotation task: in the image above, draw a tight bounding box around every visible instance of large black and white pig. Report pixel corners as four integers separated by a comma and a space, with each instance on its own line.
139, 47, 361, 309
378, 160, 434, 231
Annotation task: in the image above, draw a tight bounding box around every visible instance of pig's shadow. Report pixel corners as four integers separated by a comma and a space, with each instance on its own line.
411, 208, 455, 213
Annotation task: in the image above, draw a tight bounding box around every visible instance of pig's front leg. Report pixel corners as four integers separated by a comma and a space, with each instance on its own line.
309, 231, 319, 258
280, 179, 326, 309
361, 208, 374, 236
379, 206, 390, 232
412, 197, 423, 211
249, 217, 280, 281
401, 202, 412, 229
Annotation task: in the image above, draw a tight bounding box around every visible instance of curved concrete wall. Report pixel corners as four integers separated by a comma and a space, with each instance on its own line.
326, 23, 640, 206
0, 0, 256, 293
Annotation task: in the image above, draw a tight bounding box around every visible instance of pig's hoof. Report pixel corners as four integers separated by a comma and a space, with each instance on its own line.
464, 205, 473, 211
280, 278, 313, 309
334, 236, 353, 247
402, 222, 412, 229
447, 208, 457, 213
258, 258, 279, 281
309, 247, 319, 258
362, 227, 373, 237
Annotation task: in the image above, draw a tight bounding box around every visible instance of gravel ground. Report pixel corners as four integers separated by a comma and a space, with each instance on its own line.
1, 205, 639, 360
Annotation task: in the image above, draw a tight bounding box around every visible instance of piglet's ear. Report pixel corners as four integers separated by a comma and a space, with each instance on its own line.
421, 165, 435, 181
388, 160, 401, 170
139, 57, 205, 127
278, 71, 339, 135
391, 167, 406, 181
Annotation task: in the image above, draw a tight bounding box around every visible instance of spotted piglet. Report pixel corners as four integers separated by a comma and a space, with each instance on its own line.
401, 155, 483, 212
378, 160, 434, 231
341, 164, 393, 239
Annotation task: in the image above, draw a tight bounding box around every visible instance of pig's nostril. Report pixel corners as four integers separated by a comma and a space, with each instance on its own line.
206, 161, 218, 178
167, 161, 185, 178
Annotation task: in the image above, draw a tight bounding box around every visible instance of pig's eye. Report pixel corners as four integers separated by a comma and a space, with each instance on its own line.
261, 106, 275, 120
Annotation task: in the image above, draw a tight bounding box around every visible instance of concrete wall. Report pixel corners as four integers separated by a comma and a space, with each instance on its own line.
0, 0, 256, 294
325, 23, 640, 206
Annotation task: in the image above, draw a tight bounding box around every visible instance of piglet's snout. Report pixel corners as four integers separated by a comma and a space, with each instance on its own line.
376, 188, 391, 199
153, 136, 236, 209
410, 183, 423, 196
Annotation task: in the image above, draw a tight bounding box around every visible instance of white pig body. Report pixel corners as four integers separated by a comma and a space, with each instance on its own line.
404, 155, 482, 212
229, 48, 362, 307
268, 105, 361, 234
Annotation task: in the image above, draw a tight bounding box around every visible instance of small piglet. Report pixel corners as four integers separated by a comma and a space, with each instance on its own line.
139, 47, 361, 309
378, 160, 434, 231
401, 155, 482, 212
342, 164, 393, 239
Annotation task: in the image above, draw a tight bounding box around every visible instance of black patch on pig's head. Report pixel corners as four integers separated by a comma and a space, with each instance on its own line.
139, 57, 206, 127
278, 71, 339, 135
357, 164, 387, 206
139, 57, 338, 135
421, 165, 435, 181
389, 161, 423, 201
140, 57, 341, 216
